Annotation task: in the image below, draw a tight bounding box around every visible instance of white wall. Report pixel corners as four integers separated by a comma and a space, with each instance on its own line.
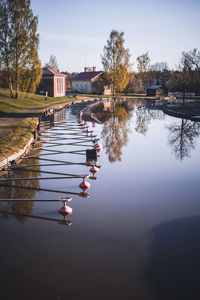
72, 80, 92, 93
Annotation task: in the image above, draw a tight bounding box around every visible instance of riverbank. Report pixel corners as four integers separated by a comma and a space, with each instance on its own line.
0, 88, 76, 115
0, 91, 96, 169
2, 94, 200, 169
163, 102, 200, 121
0, 88, 72, 166
0, 118, 38, 166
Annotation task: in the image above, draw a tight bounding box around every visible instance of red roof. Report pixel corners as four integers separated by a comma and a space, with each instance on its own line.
71, 71, 103, 81
43, 68, 66, 77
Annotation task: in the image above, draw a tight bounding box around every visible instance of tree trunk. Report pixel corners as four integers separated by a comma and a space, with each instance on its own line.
8, 71, 14, 98
113, 76, 116, 96
112, 86, 115, 96
9, 81, 14, 98
15, 68, 19, 99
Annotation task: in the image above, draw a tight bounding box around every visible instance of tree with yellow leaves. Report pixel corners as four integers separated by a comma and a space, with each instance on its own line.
0, 0, 42, 98
101, 30, 131, 95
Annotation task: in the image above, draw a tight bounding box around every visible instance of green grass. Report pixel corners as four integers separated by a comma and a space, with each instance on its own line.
0, 118, 38, 161
73, 93, 147, 99
0, 88, 150, 115
0, 88, 76, 115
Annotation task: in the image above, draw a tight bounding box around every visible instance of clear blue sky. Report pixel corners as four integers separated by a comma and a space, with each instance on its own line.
31, 0, 200, 73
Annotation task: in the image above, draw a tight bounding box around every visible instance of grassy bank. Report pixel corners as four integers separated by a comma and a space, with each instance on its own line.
71, 93, 147, 99
0, 118, 38, 161
0, 88, 76, 115
0, 88, 150, 116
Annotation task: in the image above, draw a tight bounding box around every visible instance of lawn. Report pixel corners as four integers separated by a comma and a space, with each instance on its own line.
0, 118, 38, 161
0, 88, 76, 162
0, 88, 76, 115
71, 92, 147, 99
0, 88, 149, 116
0, 88, 148, 163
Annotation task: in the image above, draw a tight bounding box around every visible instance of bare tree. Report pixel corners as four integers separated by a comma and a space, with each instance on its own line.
45, 54, 59, 72
136, 52, 151, 93
150, 62, 170, 85
167, 48, 200, 103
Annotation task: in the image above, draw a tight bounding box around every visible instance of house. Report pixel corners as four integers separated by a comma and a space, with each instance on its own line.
71, 67, 112, 95
146, 85, 164, 97
37, 68, 66, 97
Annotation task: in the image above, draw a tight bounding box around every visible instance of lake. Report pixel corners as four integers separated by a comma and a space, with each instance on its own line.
0, 99, 200, 300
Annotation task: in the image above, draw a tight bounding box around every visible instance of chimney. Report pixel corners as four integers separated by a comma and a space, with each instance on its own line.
93, 66, 96, 72
84, 67, 88, 72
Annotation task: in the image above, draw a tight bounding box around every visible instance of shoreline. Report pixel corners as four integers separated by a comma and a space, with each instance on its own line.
0, 97, 96, 171
1, 98, 200, 171
163, 104, 200, 121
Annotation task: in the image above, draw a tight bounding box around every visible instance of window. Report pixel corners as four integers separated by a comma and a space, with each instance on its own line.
57, 78, 63, 94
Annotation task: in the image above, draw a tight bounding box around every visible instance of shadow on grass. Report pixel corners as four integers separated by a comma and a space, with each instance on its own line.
0, 111, 43, 118
0, 100, 29, 110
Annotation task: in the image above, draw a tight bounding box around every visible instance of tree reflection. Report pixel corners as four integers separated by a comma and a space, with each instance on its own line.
0, 152, 41, 224
135, 105, 164, 135
167, 119, 200, 160
101, 102, 133, 162
135, 107, 151, 135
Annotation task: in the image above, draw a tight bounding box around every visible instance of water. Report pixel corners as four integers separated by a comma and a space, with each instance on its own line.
0, 100, 200, 300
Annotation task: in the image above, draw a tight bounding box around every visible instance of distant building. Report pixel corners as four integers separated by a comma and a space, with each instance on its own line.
37, 68, 66, 97
71, 67, 112, 95
147, 85, 164, 97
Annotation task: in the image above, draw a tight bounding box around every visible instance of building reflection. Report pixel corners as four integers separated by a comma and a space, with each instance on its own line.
167, 119, 200, 160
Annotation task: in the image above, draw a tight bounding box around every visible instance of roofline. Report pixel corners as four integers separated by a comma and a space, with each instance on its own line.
42, 67, 66, 77
71, 71, 103, 81
91, 71, 103, 81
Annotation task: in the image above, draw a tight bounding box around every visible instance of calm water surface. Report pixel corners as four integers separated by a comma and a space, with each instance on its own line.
0, 100, 200, 300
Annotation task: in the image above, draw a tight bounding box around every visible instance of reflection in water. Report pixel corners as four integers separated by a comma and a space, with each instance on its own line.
0, 152, 41, 224
93, 99, 165, 162
0, 103, 200, 299
135, 104, 164, 135
101, 101, 133, 162
135, 107, 152, 135
0, 209, 72, 226
145, 216, 200, 299
167, 119, 200, 160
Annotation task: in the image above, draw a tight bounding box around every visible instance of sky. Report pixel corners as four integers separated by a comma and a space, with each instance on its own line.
31, 0, 200, 73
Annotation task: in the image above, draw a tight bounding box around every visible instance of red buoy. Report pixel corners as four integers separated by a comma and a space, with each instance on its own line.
79, 179, 90, 191
83, 126, 89, 131
58, 205, 72, 216
94, 143, 102, 152
90, 165, 99, 175
95, 164, 102, 169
